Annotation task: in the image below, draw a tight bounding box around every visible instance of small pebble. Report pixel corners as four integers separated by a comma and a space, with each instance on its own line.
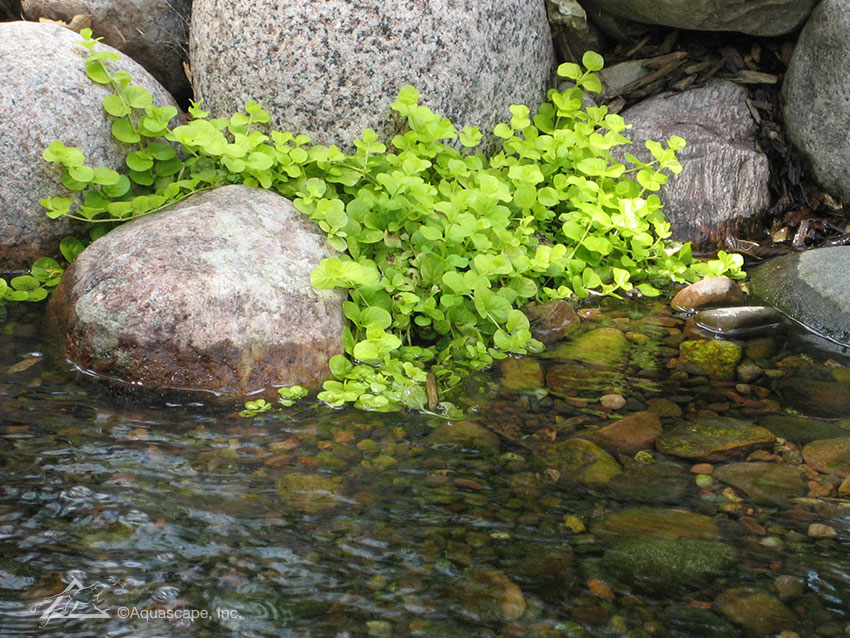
774, 575, 805, 601
691, 463, 714, 475
807, 523, 838, 539
600, 393, 626, 409
761, 536, 783, 548
695, 474, 714, 488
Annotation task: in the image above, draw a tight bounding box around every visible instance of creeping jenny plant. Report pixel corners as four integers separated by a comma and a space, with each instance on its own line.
5, 30, 744, 414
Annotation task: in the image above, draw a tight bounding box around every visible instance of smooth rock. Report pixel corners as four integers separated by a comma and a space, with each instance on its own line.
575, 411, 662, 455
802, 437, 850, 478
48, 185, 345, 400
714, 588, 797, 635
591, 507, 720, 542
581, 0, 814, 36
455, 569, 526, 623
671, 276, 742, 312
0, 20, 178, 267
524, 299, 580, 344
498, 357, 544, 392
605, 462, 692, 504
540, 438, 622, 487
782, 0, 850, 204
807, 523, 837, 539
713, 462, 806, 506
603, 538, 737, 595
428, 420, 500, 455
276, 473, 344, 513
508, 547, 576, 602
190, 0, 555, 152
692, 306, 785, 338
22, 0, 191, 101
600, 393, 626, 410
662, 604, 737, 638
758, 415, 849, 445
543, 327, 630, 367
545, 364, 625, 397
775, 377, 850, 418
678, 340, 742, 380
617, 80, 770, 250
656, 418, 776, 462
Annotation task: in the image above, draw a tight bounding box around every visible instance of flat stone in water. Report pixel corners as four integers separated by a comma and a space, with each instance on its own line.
428, 420, 500, 455
574, 410, 662, 455
656, 417, 775, 462
542, 327, 630, 367
775, 377, 850, 418
545, 363, 625, 397
603, 538, 738, 595
591, 507, 720, 542
663, 604, 737, 638
714, 587, 797, 635
671, 276, 743, 312
678, 340, 742, 380
749, 246, 850, 347
605, 462, 692, 504
692, 306, 785, 337
276, 473, 344, 514
713, 462, 806, 506
802, 436, 850, 478
758, 414, 850, 445
498, 357, 544, 391
540, 438, 622, 487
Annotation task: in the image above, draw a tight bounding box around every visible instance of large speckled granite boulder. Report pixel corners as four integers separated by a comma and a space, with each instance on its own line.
48, 185, 345, 401
782, 0, 850, 204
189, 0, 555, 152
748, 247, 850, 347
581, 0, 815, 36
617, 80, 770, 250
0, 20, 178, 268
22, 0, 192, 102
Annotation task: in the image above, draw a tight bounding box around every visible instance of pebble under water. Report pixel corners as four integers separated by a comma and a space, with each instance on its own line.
0, 298, 849, 638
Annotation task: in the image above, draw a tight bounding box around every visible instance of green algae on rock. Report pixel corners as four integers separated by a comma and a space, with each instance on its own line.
713, 461, 807, 506
603, 538, 738, 595
802, 436, 850, 478
542, 327, 631, 368
656, 417, 775, 462
454, 569, 526, 623
714, 587, 797, 635
540, 438, 622, 487
498, 356, 544, 392
276, 473, 344, 513
758, 414, 850, 445
677, 339, 742, 380
428, 420, 501, 455
591, 506, 721, 542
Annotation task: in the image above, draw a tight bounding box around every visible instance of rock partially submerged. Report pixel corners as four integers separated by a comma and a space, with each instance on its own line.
48, 185, 345, 401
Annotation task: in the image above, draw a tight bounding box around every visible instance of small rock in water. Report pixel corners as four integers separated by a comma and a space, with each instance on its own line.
671, 277, 743, 312
455, 569, 526, 623
776, 377, 850, 418
713, 462, 806, 506
540, 438, 622, 487
714, 587, 797, 635
592, 507, 720, 542
693, 306, 785, 337
575, 410, 662, 455
807, 523, 837, 539
802, 436, 850, 477
499, 357, 544, 391
524, 299, 580, 343
678, 340, 742, 380
656, 417, 775, 462
600, 393, 626, 409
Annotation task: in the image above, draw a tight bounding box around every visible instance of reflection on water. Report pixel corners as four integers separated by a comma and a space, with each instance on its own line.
0, 300, 849, 638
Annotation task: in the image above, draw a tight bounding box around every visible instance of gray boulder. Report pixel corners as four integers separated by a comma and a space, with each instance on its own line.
782, 0, 850, 204
545, 0, 605, 64
48, 185, 345, 401
581, 0, 815, 36
0, 20, 178, 268
22, 0, 191, 102
748, 246, 850, 347
189, 0, 555, 152
618, 80, 770, 250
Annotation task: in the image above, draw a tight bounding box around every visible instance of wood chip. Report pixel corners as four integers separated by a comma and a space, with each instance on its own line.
38, 13, 92, 33
723, 70, 779, 84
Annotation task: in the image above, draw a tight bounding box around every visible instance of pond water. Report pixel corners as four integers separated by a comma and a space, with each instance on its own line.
1, 297, 849, 638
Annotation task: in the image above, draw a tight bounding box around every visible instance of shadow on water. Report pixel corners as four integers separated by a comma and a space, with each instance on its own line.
0, 299, 849, 637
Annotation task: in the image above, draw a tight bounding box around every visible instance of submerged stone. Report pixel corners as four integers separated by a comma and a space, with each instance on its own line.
542, 327, 630, 367
428, 420, 500, 455
775, 377, 850, 418
656, 418, 775, 462
591, 507, 720, 542
713, 462, 806, 506
802, 436, 850, 478
663, 604, 737, 638
575, 411, 662, 455
524, 299, 580, 343
498, 357, 544, 392
677, 340, 742, 380
540, 438, 622, 487
545, 364, 625, 397
603, 538, 737, 595
758, 414, 849, 445
692, 306, 785, 338
454, 569, 526, 623
605, 462, 692, 504
276, 473, 344, 513
714, 587, 797, 635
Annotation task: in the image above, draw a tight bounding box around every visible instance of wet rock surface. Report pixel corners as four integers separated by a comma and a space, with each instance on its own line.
671, 276, 743, 312
0, 20, 178, 268
713, 461, 806, 506
190, 0, 554, 152
48, 185, 345, 400
802, 437, 850, 478
656, 418, 776, 461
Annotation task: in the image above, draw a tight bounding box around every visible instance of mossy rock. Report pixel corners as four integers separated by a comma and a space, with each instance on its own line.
758, 414, 849, 445
540, 438, 622, 487
428, 420, 500, 455
656, 417, 775, 462
276, 473, 343, 513
592, 506, 720, 542
542, 327, 630, 368
454, 569, 526, 623
498, 356, 544, 391
714, 587, 797, 635
605, 462, 692, 504
713, 462, 806, 506
603, 538, 738, 595
678, 339, 742, 380
545, 364, 625, 397
802, 436, 850, 478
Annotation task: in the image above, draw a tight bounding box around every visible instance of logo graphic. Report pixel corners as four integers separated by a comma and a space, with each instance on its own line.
30, 576, 115, 626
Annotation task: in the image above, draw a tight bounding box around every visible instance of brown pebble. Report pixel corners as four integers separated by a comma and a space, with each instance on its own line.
587, 578, 615, 600
739, 516, 766, 535
264, 454, 296, 467
838, 476, 850, 496
691, 463, 714, 475
807, 523, 837, 539
600, 393, 626, 410
747, 450, 780, 462
454, 478, 484, 491
807, 481, 835, 498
